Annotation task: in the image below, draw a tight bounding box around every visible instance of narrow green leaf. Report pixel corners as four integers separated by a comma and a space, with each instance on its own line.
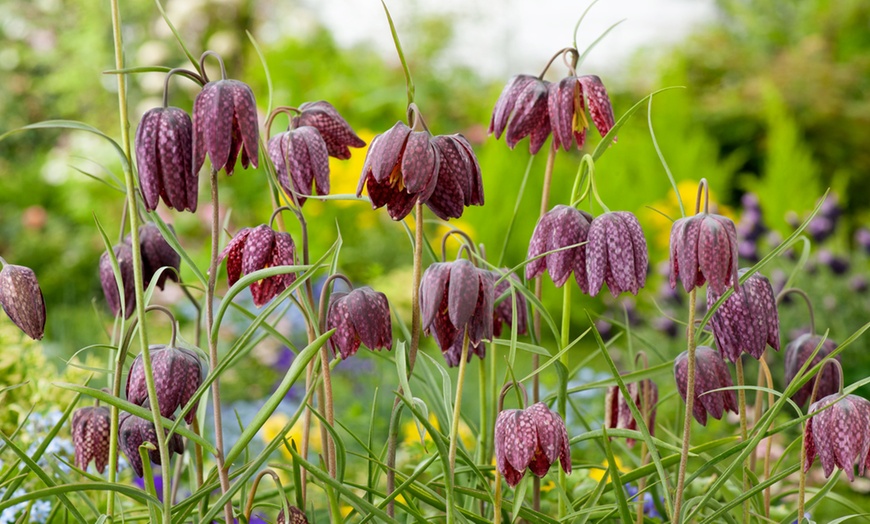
0, 120, 130, 172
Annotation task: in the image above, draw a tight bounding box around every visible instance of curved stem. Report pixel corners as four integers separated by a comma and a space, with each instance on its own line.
537, 46, 577, 79
776, 287, 816, 335
407, 103, 430, 133
179, 282, 202, 348
162, 68, 206, 108
569, 155, 594, 207
440, 229, 476, 262
264, 107, 301, 141
694, 178, 709, 215
673, 288, 697, 524
446, 331, 470, 524
243, 469, 283, 521
497, 381, 529, 411
199, 50, 227, 82
735, 357, 749, 524
317, 273, 354, 332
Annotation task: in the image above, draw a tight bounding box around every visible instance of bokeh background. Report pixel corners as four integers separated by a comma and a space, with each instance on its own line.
2, 0, 870, 519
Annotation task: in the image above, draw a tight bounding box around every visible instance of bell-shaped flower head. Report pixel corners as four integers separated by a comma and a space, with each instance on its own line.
489, 75, 552, 154
425, 134, 484, 220
219, 224, 298, 307
669, 213, 739, 295
489, 269, 528, 338
291, 101, 366, 160
785, 334, 840, 407
494, 402, 571, 487
707, 269, 780, 362
135, 106, 197, 212
126, 344, 206, 425
805, 393, 870, 481
674, 346, 738, 426
604, 379, 658, 448
118, 413, 184, 477
586, 211, 648, 297
277, 503, 310, 524
124, 223, 181, 291
100, 243, 136, 319
71, 406, 111, 473
420, 259, 494, 367
326, 286, 393, 359
526, 205, 592, 291
0, 263, 46, 340
269, 126, 330, 206
548, 74, 615, 151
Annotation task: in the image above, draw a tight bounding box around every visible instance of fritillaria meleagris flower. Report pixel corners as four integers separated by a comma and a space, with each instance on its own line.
669, 213, 739, 295
548, 74, 615, 151
489, 269, 528, 338
525, 205, 593, 291
135, 106, 197, 212
804, 393, 870, 481
0, 263, 46, 340
785, 334, 840, 407
707, 269, 780, 362
489, 75, 551, 154
219, 224, 297, 307
100, 243, 136, 319
326, 286, 393, 359
420, 259, 494, 367
71, 406, 111, 473
291, 101, 366, 160
268, 126, 330, 206
125, 223, 181, 291
604, 380, 658, 448
586, 212, 648, 297
193, 79, 259, 175
277, 503, 310, 524
674, 346, 738, 426
356, 122, 484, 221
127, 345, 205, 425
494, 402, 572, 487
118, 413, 184, 477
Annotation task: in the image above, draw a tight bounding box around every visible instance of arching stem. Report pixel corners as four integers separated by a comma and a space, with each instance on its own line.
777, 288, 816, 334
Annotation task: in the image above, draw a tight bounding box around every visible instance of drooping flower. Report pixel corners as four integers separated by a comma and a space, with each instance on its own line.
707, 269, 780, 362
548, 74, 615, 151
525, 205, 592, 290
420, 259, 494, 366
674, 346, 738, 426
71, 406, 111, 473
277, 503, 309, 524
268, 126, 330, 206
785, 334, 840, 407
326, 286, 392, 359
126, 345, 205, 424
494, 402, 571, 487
586, 211, 648, 297
604, 380, 658, 448
125, 223, 181, 291
219, 225, 297, 307
489, 75, 552, 155
291, 101, 366, 160
118, 413, 184, 477
669, 213, 739, 295
135, 107, 197, 212
0, 263, 46, 340
804, 393, 870, 481
100, 243, 136, 319
425, 134, 484, 220
489, 269, 528, 338
193, 79, 259, 175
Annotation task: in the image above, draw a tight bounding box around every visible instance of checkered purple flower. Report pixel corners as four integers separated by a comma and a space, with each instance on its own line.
268, 126, 330, 206
135, 106, 197, 212
326, 286, 392, 359
291, 101, 365, 160
489, 75, 552, 154
669, 213, 739, 295
494, 402, 571, 487
804, 393, 870, 481
71, 406, 111, 473
125, 223, 181, 291
277, 504, 309, 524
604, 380, 658, 448
707, 269, 780, 362
525, 205, 592, 291
548, 75, 615, 151
785, 334, 840, 407
489, 269, 528, 338
0, 263, 46, 340
586, 211, 648, 297
126, 344, 205, 425
674, 346, 738, 426
118, 413, 184, 477
219, 224, 297, 307
193, 79, 259, 175
99, 243, 136, 319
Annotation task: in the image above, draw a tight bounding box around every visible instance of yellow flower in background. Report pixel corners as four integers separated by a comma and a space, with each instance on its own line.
588, 455, 630, 483
329, 130, 375, 204
401, 412, 475, 450
340, 504, 353, 517
644, 180, 735, 252
260, 413, 321, 459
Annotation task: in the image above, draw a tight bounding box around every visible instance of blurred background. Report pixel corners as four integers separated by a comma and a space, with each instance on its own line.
1, 0, 870, 517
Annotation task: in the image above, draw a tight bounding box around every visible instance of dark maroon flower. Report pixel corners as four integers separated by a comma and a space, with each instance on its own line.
604, 380, 658, 448
219, 225, 297, 307
193, 79, 259, 175
785, 334, 840, 407
420, 259, 494, 366
100, 243, 136, 319
127, 345, 205, 424
804, 393, 870, 481
124, 223, 181, 291
326, 286, 392, 359
548, 75, 615, 151
118, 413, 184, 477
489, 75, 552, 154
425, 134, 484, 220
0, 263, 46, 340
586, 212, 648, 297
277, 504, 309, 524
669, 213, 739, 295
674, 346, 738, 426
494, 402, 571, 487
707, 269, 780, 362
489, 269, 528, 338
135, 107, 197, 212
525, 205, 592, 290
291, 101, 365, 160
268, 126, 330, 206
71, 406, 111, 473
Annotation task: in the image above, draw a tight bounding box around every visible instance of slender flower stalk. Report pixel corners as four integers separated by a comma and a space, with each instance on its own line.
446, 331, 471, 524
735, 357, 749, 524
673, 289, 697, 524
558, 281, 571, 518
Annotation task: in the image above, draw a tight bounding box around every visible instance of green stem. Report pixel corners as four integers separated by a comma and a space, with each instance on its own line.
446, 331, 470, 524
736, 357, 749, 524
494, 471, 503, 524
488, 340, 498, 463
558, 282, 571, 519
673, 289, 697, 524
478, 349, 488, 479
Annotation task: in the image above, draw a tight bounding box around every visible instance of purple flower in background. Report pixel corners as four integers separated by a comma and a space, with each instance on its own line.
291, 101, 366, 160
784, 334, 840, 407
277, 504, 310, 524
99, 243, 136, 319
71, 406, 111, 473
269, 126, 330, 206
220, 224, 297, 307
669, 213, 739, 295
855, 228, 870, 254
135, 106, 197, 212
326, 286, 392, 359
126, 345, 205, 424
804, 393, 870, 481
816, 249, 850, 275
674, 346, 738, 426
126, 223, 181, 291
0, 263, 46, 340
526, 205, 592, 290
707, 269, 780, 362
193, 79, 259, 175
489, 75, 552, 154
604, 380, 658, 448
625, 484, 663, 519
548, 74, 615, 151
494, 402, 571, 487
585, 211, 648, 297
489, 269, 528, 337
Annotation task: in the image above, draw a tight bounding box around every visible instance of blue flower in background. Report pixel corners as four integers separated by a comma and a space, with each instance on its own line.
624, 484, 662, 519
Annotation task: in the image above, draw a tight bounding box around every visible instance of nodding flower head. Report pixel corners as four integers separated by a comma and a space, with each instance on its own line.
126, 344, 205, 425
126, 223, 181, 291
804, 393, 870, 481
674, 346, 738, 426
219, 224, 297, 307
669, 213, 739, 295
291, 101, 365, 160
494, 402, 572, 487
707, 269, 780, 362
0, 263, 46, 340
489, 75, 552, 154
489, 269, 528, 338
548, 74, 615, 151
326, 286, 393, 359
525, 205, 593, 290
277, 503, 309, 524
118, 413, 184, 477
99, 243, 136, 319
71, 406, 111, 473
268, 126, 330, 206
585, 211, 648, 297
785, 334, 840, 408
135, 106, 197, 212
193, 79, 259, 175
604, 380, 658, 448
420, 259, 494, 367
